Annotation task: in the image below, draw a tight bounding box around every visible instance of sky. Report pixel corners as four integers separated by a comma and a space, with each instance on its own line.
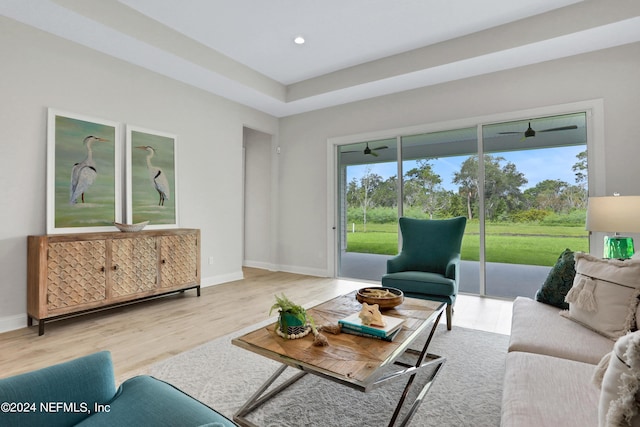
346, 145, 585, 192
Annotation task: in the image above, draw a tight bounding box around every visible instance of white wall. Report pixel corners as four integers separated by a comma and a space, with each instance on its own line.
0, 17, 278, 332
277, 42, 640, 276
243, 127, 274, 270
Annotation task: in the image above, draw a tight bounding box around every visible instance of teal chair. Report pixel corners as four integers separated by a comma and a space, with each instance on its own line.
382, 216, 467, 330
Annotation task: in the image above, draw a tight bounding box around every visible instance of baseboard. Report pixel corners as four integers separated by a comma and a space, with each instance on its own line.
243, 260, 331, 278
201, 270, 245, 288
0, 313, 29, 334
243, 260, 278, 271
275, 264, 330, 278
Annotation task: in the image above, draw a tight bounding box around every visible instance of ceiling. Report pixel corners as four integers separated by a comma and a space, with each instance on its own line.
119, 0, 581, 85
2, 0, 639, 117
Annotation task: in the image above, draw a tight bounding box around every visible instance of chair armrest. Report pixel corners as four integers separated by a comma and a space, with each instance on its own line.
386, 253, 410, 274
0, 351, 117, 427
445, 254, 461, 280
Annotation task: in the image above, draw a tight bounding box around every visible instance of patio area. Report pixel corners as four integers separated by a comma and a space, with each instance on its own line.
339, 252, 551, 300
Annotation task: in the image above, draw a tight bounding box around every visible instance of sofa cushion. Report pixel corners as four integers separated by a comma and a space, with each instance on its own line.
509, 297, 613, 364
501, 351, 599, 427
75, 375, 237, 427
595, 331, 640, 427
0, 351, 117, 427
535, 248, 575, 309
563, 253, 640, 339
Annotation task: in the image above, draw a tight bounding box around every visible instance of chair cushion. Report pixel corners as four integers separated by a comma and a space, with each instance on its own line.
382, 271, 455, 296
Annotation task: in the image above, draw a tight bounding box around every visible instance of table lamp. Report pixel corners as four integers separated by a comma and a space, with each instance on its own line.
586, 195, 640, 259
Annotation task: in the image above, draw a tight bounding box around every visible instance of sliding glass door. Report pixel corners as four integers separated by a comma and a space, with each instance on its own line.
336, 112, 589, 299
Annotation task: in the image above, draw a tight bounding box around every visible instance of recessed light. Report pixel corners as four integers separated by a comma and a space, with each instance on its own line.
293, 36, 305, 45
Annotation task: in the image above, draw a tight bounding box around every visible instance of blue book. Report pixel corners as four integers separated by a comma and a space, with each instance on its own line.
340, 324, 402, 342
338, 312, 405, 338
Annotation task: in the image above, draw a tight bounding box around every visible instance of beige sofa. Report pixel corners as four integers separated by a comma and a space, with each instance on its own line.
500, 251, 640, 427
501, 296, 614, 426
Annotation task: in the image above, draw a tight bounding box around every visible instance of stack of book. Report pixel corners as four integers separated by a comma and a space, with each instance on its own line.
338, 312, 405, 342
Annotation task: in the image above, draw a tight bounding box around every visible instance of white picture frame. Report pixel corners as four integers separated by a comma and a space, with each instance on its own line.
125, 125, 179, 229
46, 108, 122, 234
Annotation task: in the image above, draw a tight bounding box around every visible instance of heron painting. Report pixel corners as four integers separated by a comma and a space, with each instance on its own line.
127, 126, 178, 227
70, 135, 108, 204
47, 109, 121, 233
135, 145, 170, 206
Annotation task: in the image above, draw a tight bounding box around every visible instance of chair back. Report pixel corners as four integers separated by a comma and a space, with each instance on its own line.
398, 216, 467, 273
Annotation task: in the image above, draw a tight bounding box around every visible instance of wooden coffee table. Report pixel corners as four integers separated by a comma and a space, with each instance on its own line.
231, 291, 446, 427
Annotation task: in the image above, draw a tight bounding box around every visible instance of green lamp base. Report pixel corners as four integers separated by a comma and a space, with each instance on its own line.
603, 236, 635, 259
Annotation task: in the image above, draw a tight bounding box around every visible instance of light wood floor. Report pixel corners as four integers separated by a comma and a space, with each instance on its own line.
0, 268, 512, 383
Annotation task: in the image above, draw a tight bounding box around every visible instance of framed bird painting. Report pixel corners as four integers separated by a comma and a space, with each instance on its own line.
125, 125, 178, 229
46, 109, 122, 234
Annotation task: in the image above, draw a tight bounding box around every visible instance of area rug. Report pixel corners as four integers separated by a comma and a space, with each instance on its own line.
148, 322, 509, 426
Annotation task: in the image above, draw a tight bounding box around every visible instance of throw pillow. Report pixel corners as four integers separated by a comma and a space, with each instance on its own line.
535, 248, 575, 309
562, 252, 640, 339
593, 331, 640, 427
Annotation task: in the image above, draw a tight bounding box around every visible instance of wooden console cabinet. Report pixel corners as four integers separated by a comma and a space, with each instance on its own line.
27, 228, 200, 335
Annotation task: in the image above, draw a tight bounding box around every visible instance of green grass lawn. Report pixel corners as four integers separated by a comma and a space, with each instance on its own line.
346, 221, 589, 266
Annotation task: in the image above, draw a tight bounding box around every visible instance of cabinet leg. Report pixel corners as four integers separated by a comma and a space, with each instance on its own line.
197, 286, 201, 297
38, 321, 45, 336
27, 316, 33, 327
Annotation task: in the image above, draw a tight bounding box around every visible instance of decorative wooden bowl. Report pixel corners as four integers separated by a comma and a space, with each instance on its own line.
356, 287, 404, 310
113, 221, 149, 232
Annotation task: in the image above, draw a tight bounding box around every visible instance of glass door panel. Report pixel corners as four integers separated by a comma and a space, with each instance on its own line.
481, 113, 588, 298
337, 138, 398, 281
400, 128, 479, 294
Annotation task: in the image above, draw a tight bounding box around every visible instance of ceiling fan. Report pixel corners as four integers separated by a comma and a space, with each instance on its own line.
499, 122, 578, 141
342, 142, 389, 157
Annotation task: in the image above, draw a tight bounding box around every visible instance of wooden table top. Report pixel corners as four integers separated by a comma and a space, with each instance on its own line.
232, 291, 444, 389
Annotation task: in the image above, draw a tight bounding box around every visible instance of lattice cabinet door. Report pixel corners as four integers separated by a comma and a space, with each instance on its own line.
159, 233, 198, 289
46, 240, 107, 312
110, 236, 158, 298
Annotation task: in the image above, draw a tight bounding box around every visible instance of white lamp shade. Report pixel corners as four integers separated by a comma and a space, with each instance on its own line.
586, 196, 640, 233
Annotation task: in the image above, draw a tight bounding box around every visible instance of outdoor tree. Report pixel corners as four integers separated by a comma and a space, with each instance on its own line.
572, 150, 588, 188
523, 179, 570, 212
346, 178, 360, 207
354, 167, 383, 231
570, 150, 588, 209
404, 159, 448, 218
453, 154, 527, 220
371, 174, 398, 208
452, 156, 479, 219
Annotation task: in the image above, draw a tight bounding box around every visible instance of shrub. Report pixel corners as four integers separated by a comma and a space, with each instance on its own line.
510, 209, 551, 223
366, 207, 398, 223
541, 209, 587, 226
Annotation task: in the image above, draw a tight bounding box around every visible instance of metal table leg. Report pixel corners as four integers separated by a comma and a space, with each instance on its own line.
387, 308, 445, 427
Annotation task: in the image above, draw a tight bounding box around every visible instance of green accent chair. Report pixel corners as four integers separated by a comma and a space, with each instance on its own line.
382, 216, 467, 330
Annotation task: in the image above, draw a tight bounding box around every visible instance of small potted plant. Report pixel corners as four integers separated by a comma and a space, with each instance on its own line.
269, 293, 312, 339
